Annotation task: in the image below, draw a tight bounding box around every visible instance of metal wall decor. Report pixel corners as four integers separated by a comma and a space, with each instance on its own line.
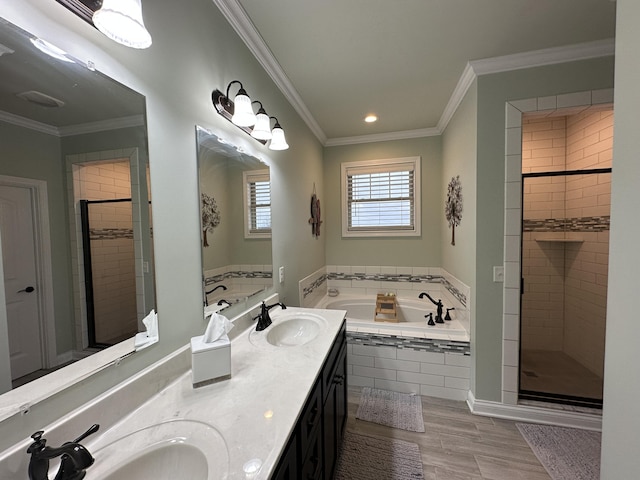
201, 193, 221, 247
445, 175, 463, 245
308, 184, 322, 237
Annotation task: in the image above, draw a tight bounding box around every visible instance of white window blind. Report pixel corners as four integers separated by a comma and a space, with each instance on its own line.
341, 157, 421, 237
243, 170, 271, 238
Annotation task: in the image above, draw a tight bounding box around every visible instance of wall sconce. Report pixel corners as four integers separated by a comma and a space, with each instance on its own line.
251, 101, 272, 141
212, 82, 289, 150
268, 117, 289, 151
92, 0, 152, 49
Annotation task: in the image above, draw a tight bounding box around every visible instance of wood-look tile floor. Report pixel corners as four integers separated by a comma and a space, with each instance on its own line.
346, 386, 552, 480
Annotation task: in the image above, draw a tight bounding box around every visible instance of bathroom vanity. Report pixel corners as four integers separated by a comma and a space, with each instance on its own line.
272, 320, 347, 479
0, 303, 347, 479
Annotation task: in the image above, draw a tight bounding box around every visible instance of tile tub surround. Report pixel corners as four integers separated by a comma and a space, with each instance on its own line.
0, 305, 347, 480
316, 294, 469, 341
299, 265, 470, 333
346, 337, 470, 401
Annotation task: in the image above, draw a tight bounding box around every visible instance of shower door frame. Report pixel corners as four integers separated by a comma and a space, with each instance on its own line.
519, 167, 611, 408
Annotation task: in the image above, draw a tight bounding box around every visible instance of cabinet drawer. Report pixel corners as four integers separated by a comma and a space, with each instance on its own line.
321, 321, 346, 402
300, 425, 323, 480
299, 378, 322, 457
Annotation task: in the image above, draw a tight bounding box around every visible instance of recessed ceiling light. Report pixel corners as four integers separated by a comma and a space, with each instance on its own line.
364, 114, 378, 123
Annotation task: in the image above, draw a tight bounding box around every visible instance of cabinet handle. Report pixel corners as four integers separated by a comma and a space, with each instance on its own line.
307, 455, 320, 480
307, 405, 319, 428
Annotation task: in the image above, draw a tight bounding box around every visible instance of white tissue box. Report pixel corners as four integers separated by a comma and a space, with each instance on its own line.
190, 335, 231, 386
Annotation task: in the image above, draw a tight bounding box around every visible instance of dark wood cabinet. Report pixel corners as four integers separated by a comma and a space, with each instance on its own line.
272, 320, 347, 480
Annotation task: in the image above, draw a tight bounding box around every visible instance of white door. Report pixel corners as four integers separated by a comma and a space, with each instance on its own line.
0, 185, 43, 379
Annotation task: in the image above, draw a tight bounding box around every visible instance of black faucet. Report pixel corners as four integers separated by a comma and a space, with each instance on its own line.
204, 284, 227, 306
445, 307, 455, 321
27, 424, 99, 480
418, 292, 445, 324
253, 301, 286, 331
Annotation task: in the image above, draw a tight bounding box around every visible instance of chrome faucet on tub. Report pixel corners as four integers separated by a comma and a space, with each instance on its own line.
27, 424, 99, 480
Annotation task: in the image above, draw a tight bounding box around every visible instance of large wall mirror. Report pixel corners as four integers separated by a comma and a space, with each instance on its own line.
196, 126, 273, 319
0, 17, 155, 407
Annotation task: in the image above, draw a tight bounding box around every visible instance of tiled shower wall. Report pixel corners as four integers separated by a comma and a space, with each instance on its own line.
521, 108, 612, 377
77, 161, 138, 344
67, 148, 148, 353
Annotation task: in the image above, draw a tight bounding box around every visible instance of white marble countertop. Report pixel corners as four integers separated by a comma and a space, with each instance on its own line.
84, 306, 346, 480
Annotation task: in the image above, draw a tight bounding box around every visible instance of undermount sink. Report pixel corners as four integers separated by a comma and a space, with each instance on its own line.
249, 311, 328, 347
266, 313, 327, 346
84, 419, 228, 480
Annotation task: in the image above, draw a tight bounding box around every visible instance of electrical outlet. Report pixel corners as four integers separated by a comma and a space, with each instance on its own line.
493, 266, 504, 283
279, 266, 285, 284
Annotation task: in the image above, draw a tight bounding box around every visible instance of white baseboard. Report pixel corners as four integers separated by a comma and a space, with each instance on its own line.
466, 390, 602, 431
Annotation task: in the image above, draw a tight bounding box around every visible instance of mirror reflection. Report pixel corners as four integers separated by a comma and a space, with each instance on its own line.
0, 17, 154, 395
196, 126, 273, 316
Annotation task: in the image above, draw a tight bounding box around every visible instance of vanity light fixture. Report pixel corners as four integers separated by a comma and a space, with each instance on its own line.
268, 117, 289, 151
92, 0, 152, 49
211, 83, 288, 149
250, 101, 273, 141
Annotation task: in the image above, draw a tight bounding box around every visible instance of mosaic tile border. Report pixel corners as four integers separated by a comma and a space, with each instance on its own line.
90, 228, 133, 240
328, 272, 467, 308
523, 216, 610, 233
204, 270, 272, 286
302, 274, 328, 299
347, 331, 470, 355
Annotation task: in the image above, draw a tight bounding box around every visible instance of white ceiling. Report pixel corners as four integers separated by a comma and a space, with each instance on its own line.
221, 0, 616, 145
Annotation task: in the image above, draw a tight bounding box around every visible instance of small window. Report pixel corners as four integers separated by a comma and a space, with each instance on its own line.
243, 169, 271, 238
341, 157, 421, 237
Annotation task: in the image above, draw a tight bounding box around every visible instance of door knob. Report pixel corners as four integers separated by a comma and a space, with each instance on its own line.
17, 286, 35, 293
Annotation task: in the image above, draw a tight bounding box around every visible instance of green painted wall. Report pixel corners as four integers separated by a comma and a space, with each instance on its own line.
474, 56, 615, 401
323, 136, 442, 267
441, 81, 478, 391
601, 0, 640, 475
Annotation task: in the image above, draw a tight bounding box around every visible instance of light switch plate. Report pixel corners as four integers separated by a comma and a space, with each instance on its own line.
279, 266, 285, 284
493, 266, 504, 283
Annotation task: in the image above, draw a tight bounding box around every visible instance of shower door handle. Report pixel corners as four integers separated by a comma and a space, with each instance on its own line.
17, 286, 35, 293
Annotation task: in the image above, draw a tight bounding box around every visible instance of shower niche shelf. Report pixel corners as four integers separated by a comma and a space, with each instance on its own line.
534, 236, 584, 243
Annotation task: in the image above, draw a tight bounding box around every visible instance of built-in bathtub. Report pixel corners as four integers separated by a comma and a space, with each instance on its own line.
313, 294, 471, 400
315, 295, 469, 341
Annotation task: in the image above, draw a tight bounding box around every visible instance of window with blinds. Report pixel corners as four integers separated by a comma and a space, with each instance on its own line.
243, 170, 271, 238
341, 157, 421, 237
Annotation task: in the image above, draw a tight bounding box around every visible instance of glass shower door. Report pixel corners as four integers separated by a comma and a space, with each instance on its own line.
519, 170, 610, 408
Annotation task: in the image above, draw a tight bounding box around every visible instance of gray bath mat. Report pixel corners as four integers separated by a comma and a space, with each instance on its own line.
356, 387, 425, 432
517, 423, 601, 480
335, 431, 424, 479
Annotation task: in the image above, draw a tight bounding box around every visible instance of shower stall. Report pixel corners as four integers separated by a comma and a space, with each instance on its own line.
519, 106, 612, 408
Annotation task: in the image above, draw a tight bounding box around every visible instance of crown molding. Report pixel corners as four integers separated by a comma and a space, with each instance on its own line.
436, 63, 477, 134
0, 111, 145, 137
469, 38, 615, 76
0, 110, 59, 136
212, 0, 327, 144
58, 115, 145, 136
325, 127, 440, 147
209, 3, 616, 147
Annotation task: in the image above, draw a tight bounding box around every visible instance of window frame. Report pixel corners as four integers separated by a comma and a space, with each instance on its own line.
341, 156, 421, 238
243, 169, 272, 239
